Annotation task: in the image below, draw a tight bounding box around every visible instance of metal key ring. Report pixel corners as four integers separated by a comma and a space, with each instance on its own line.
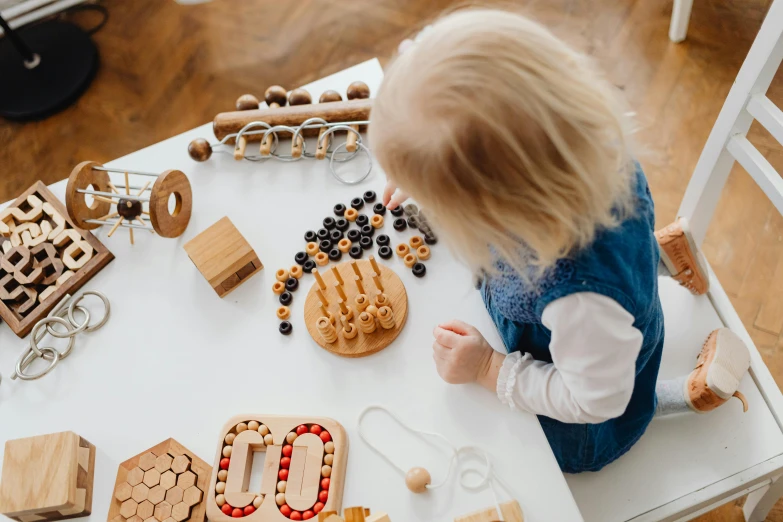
13, 346, 60, 381
266, 125, 308, 162
329, 141, 373, 185
46, 305, 90, 338
68, 291, 110, 332
30, 317, 76, 359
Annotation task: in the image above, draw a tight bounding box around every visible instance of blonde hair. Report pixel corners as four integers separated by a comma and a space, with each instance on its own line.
370, 9, 635, 278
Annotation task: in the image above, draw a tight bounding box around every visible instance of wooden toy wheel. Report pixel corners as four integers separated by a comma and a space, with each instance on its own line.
149, 170, 192, 238
65, 161, 111, 229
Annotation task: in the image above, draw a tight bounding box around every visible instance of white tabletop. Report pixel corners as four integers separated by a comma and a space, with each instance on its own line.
0, 59, 582, 522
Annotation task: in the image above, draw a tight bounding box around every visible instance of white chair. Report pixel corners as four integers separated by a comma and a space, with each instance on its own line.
567, 0, 783, 520
670, 0, 694, 42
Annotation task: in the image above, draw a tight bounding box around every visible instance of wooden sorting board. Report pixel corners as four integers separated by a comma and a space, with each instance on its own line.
303, 260, 407, 357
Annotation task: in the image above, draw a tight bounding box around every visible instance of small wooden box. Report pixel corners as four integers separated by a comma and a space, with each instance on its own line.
183, 217, 262, 297
0, 431, 96, 522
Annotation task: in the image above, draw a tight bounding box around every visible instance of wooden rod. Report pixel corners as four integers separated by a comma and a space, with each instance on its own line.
107, 218, 124, 237
373, 274, 384, 292
136, 181, 151, 196
338, 300, 348, 314
129, 227, 134, 245
316, 288, 329, 307
331, 265, 344, 286
335, 282, 348, 302
94, 195, 118, 205
355, 277, 365, 295
124, 172, 130, 195
369, 255, 381, 276
351, 261, 362, 279
313, 269, 327, 291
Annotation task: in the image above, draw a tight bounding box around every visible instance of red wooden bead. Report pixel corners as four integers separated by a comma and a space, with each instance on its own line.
244, 506, 255, 516
313, 503, 324, 514
282, 445, 293, 457
318, 490, 328, 503
296, 425, 308, 435
220, 458, 230, 469
290, 511, 302, 521
232, 508, 243, 518
319, 431, 331, 443
280, 505, 292, 517
221, 504, 233, 515
309, 425, 322, 435
321, 477, 330, 490
279, 469, 289, 481
280, 457, 291, 469
303, 510, 315, 520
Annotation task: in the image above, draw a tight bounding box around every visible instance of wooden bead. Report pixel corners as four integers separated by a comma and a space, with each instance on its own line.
338, 238, 352, 253
216, 494, 226, 506
355, 294, 369, 312
286, 432, 298, 444
264, 434, 274, 445
218, 470, 228, 481
236, 94, 260, 111
319, 90, 343, 103
225, 433, 236, 445
340, 307, 354, 322
258, 424, 270, 436
317, 316, 338, 343
324, 454, 334, 466
321, 465, 332, 477
216, 481, 226, 494
371, 214, 384, 228
396, 243, 410, 257
277, 306, 291, 320
188, 138, 212, 162
306, 242, 320, 256
324, 441, 335, 454
344, 208, 358, 221
374, 293, 389, 307
265, 85, 288, 107
365, 305, 378, 317
405, 467, 431, 493
357, 311, 376, 334
417, 245, 431, 260
236, 422, 248, 433
315, 252, 329, 266
248, 420, 260, 431
347, 81, 371, 100
342, 321, 357, 339
404, 253, 417, 268
273, 281, 286, 294
276, 268, 290, 282
253, 495, 264, 508
290, 265, 303, 279
288, 88, 312, 106
278, 480, 287, 493
409, 236, 424, 249
276, 493, 286, 506
378, 306, 395, 329
223, 446, 233, 457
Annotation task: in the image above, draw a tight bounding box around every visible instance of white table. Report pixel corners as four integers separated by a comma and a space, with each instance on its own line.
0, 59, 582, 522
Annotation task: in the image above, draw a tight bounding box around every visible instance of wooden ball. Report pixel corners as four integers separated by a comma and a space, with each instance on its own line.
324, 441, 335, 454
277, 480, 287, 493
259, 424, 270, 436
223, 446, 232, 458
218, 470, 228, 482
216, 481, 227, 494
286, 432, 298, 444
288, 88, 312, 106
216, 494, 226, 506
319, 89, 343, 103
275, 493, 286, 506
236, 422, 248, 433
225, 433, 236, 445
347, 81, 370, 100
118, 198, 142, 219
405, 467, 431, 493
248, 420, 260, 431
265, 85, 288, 107
324, 454, 334, 466
321, 465, 332, 477
253, 496, 263, 508
264, 434, 274, 445
188, 138, 212, 162
236, 94, 260, 111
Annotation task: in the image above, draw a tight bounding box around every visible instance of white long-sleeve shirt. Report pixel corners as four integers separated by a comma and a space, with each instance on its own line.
496, 292, 643, 424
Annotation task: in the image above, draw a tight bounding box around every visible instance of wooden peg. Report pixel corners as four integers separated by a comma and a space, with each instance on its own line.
316, 288, 329, 307
369, 256, 381, 276
289, 88, 312, 159
313, 269, 327, 291
372, 274, 384, 293
107, 217, 124, 237
338, 299, 349, 315
354, 294, 369, 312
355, 277, 365, 295
320, 303, 335, 325
335, 282, 348, 302
331, 265, 344, 286
351, 261, 362, 279
234, 135, 248, 160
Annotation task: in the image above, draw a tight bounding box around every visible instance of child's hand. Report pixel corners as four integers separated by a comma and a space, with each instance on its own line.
382, 179, 410, 210
432, 320, 499, 387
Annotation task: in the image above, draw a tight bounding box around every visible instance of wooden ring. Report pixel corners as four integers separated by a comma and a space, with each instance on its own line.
345, 208, 358, 222
416, 245, 431, 260
149, 169, 193, 237
409, 236, 424, 249
338, 238, 352, 253
273, 281, 285, 294
276, 268, 289, 282
306, 242, 320, 256
404, 253, 417, 268
65, 161, 112, 229
395, 244, 410, 257
315, 252, 329, 266
290, 265, 303, 279
371, 215, 384, 229
276, 306, 291, 320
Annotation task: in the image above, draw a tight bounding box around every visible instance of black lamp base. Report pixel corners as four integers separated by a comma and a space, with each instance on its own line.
0, 19, 98, 121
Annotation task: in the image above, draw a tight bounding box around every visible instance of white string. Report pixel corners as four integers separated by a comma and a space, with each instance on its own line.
357, 405, 511, 521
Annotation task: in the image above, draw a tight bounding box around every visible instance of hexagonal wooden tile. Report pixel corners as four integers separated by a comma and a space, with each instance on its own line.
165, 486, 183, 505
139, 452, 158, 471
177, 471, 196, 489
170, 455, 190, 474
148, 484, 167, 505
155, 453, 173, 473
127, 466, 145, 486
144, 469, 161, 487
183, 486, 202, 507
115, 481, 133, 501
143, 518, 157, 522
171, 502, 190, 522
131, 483, 150, 503
127, 516, 144, 522
154, 501, 173, 521
120, 499, 138, 518
160, 470, 177, 490
137, 500, 155, 520
111, 516, 125, 522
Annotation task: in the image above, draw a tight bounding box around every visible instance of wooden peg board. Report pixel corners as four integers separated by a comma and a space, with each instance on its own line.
453, 501, 524, 522
206, 415, 348, 522
107, 438, 212, 522
304, 260, 407, 357
0, 431, 96, 522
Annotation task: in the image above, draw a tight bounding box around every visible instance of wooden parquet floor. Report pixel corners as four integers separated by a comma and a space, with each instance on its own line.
2, 0, 783, 519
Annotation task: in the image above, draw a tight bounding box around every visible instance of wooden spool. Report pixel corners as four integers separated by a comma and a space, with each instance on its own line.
149, 169, 193, 238
304, 260, 407, 357
65, 161, 112, 229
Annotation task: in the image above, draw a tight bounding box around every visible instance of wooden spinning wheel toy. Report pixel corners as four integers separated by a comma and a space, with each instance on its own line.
65, 161, 193, 244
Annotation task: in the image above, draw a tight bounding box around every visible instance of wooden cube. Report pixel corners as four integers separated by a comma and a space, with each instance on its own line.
0, 431, 96, 522
183, 217, 262, 297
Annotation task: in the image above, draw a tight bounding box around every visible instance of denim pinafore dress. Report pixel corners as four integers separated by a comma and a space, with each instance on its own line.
481, 166, 665, 473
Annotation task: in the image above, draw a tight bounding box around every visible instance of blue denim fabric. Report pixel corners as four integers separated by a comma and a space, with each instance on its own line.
482, 165, 665, 473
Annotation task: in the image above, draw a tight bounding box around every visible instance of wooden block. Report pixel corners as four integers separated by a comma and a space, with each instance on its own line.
183, 217, 262, 298
453, 501, 524, 522
364, 513, 390, 522
107, 439, 212, 522
0, 431, 96, 522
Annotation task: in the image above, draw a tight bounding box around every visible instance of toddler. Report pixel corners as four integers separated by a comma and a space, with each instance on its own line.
369, 9, 752, 473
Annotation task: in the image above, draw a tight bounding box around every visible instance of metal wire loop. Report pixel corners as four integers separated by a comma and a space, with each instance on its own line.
330, 141, 373, 185
30, 317, 77, 359
68, 291, 111, 332
13, 346, 60, 381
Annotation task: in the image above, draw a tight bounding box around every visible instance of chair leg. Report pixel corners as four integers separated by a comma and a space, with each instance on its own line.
669, 0, 694, 43
743, 476, 783, 521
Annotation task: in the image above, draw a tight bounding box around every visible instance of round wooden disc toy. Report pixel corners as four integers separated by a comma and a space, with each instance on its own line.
149, 169, 193, 237
65, 160, 112, 229
304, 259, 407, 357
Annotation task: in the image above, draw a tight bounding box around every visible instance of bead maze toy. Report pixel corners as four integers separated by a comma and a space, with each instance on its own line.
187, 82, 373, 185
0, 181, 113, 337
0, 431, 96, 521
65, 161, 193, 245
304, 257, 407, 357
184, 217, 263, 298
206, 415, 348, 522
107, 438, 212, 522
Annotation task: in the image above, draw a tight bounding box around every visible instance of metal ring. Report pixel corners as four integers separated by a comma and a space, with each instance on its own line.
264, 125, 308, 162
30, 317, 76, 359
13, 346, 60, 381
295, 118, 328, 159
329, 141, 373, 185
46, 305, 90, 338
68, 290, 111, 332
317, 124, 362, 149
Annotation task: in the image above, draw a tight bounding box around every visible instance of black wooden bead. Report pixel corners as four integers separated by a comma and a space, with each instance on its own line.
347, 229, 361, 242
373, 203, 386, 215
304, 230, 317, 242
319, 239, 332, 251
285, 277, 299, 292
360, 236, 373, 250
329, 248, 342, 261
378, 245, 393, 259
333, 203, 346, 216
376, 234, 390, 247
349, 244, 363, 259
279, 291, 293, 305
412, 263, 426, 277
363, 190, 377, 203
356, 214, 369, 227
330, 229, 343, 242
279, 321, 292, 335
390, 206, 404, 217
407, 216, 418, 229
295, 251, 308, 265
317, 229, 330, 241
335, 218, 349, 231
424, 234, 438, 245
360, 224, 374, 237
350, 197, 364, 210
393, 218, 407, 231
303, 260, 315, 273
323, 217, 336, 230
